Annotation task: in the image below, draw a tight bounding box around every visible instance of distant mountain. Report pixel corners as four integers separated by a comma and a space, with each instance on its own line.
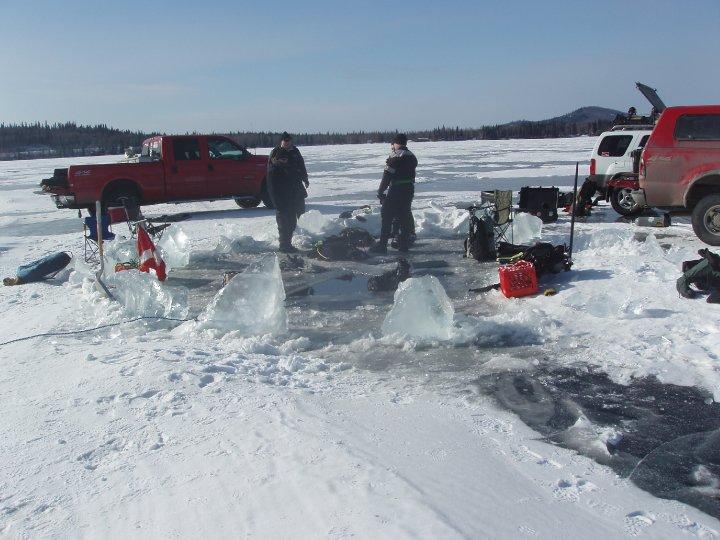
546, 106, 623, 124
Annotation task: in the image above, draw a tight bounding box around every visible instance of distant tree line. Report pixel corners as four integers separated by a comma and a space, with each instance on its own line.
0, 122, 157, 160
0, 117, 614, 161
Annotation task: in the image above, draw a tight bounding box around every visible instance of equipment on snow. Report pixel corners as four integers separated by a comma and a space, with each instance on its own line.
4, 252, 72, 286
498, 242, 572, 277
464, 206, 496, 261
518, 187, 559, 223
635, 213, 671, 227
499, 260, 538, 298
310, 227, 374, 261
677, 249, 720, 300
339, 205, 371, 219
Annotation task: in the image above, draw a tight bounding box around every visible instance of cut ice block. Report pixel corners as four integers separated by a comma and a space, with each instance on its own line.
297, 210, 337, 236
511, 213, 543, 244
106, 269, 188, 318
158, 226, 189, 270
382, 275, 454, 340
198, 254, 287, 335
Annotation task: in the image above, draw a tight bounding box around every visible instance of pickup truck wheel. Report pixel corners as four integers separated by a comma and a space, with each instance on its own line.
692, 194, 720, 246
104, 191, 141, 220
235, 197, 261, 209
610, 187, 643, 216
260, 182, 275, 209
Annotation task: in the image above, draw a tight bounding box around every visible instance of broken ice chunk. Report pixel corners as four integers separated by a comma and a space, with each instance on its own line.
512, 213, 543, 244
382, 275, 454, 340
158, 226, 189, 269
198, 254, 287, 335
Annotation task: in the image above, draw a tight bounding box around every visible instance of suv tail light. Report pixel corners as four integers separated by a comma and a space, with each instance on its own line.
638, 158, 646, 180
590, 158, 596, 176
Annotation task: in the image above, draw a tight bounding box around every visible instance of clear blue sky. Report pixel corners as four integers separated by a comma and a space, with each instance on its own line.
1, 0, 718, 133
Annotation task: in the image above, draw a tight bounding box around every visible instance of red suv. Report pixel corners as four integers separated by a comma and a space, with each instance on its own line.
636, 105, 720, 245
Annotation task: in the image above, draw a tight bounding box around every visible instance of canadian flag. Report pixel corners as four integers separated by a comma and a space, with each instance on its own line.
137, 226, 167, 281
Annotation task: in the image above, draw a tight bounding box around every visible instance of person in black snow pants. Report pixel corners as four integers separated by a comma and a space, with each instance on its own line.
267, 132, 309, 253
370, 133, 418, 254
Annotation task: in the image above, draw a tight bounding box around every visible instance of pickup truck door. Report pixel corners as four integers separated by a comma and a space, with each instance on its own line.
167, 137, 208, 200
206, 137, 262, 198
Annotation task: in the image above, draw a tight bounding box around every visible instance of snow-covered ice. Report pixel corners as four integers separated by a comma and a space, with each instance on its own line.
1, 138, 720, 538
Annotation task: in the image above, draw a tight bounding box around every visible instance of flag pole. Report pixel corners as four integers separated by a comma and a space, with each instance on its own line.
94, 200, 114, 300
568, 162, 579, 262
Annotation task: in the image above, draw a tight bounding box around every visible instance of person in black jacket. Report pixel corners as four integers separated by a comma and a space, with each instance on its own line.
267, 132, 309, 253
370, 133, 418, 254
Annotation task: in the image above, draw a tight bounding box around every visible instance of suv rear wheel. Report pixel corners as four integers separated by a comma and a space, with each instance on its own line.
692, 193, 720, 246
610, 187, 643, 216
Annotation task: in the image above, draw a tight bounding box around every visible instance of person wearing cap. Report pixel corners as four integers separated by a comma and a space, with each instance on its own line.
370, 133, 418, 254
267, 132, 309, 253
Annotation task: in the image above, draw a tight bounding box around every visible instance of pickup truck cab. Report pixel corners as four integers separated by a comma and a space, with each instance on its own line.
41, 135, 272, 216
635, 105, 720, 245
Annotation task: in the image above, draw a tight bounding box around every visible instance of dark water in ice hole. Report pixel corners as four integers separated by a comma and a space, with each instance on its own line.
476, 364, 720, 519
168, 235, 720, 519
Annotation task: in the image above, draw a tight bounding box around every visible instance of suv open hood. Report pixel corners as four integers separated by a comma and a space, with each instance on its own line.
636, 82, 666, 113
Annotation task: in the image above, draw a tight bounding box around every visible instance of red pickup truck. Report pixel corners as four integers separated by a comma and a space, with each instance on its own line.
635, 105, 720, 245
40, 135, 272, 216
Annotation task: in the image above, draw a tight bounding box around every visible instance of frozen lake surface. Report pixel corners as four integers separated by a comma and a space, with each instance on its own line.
1, 138, 719, 538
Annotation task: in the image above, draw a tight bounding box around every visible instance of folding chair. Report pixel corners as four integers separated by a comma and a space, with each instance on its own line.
478, 190, 514, 245
128, 218, 171, 241
83, 214, 116, 263
107, 203, 171, 242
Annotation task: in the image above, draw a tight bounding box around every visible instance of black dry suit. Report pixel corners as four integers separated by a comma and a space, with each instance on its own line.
378, 147, 418, 249
267, 145, 308, 249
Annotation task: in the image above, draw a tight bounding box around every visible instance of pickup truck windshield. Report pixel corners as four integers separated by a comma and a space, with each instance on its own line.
208, 137, 247, 160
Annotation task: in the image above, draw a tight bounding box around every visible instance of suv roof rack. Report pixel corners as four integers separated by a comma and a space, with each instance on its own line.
610, 125, 654, 131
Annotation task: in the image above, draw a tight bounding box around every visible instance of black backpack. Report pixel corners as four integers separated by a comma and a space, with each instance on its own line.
498, 242, 572, 277
338, 227, 375, 248
311, 236, 368, 261
521, 243, 571, 276
464, 210, 496, 261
